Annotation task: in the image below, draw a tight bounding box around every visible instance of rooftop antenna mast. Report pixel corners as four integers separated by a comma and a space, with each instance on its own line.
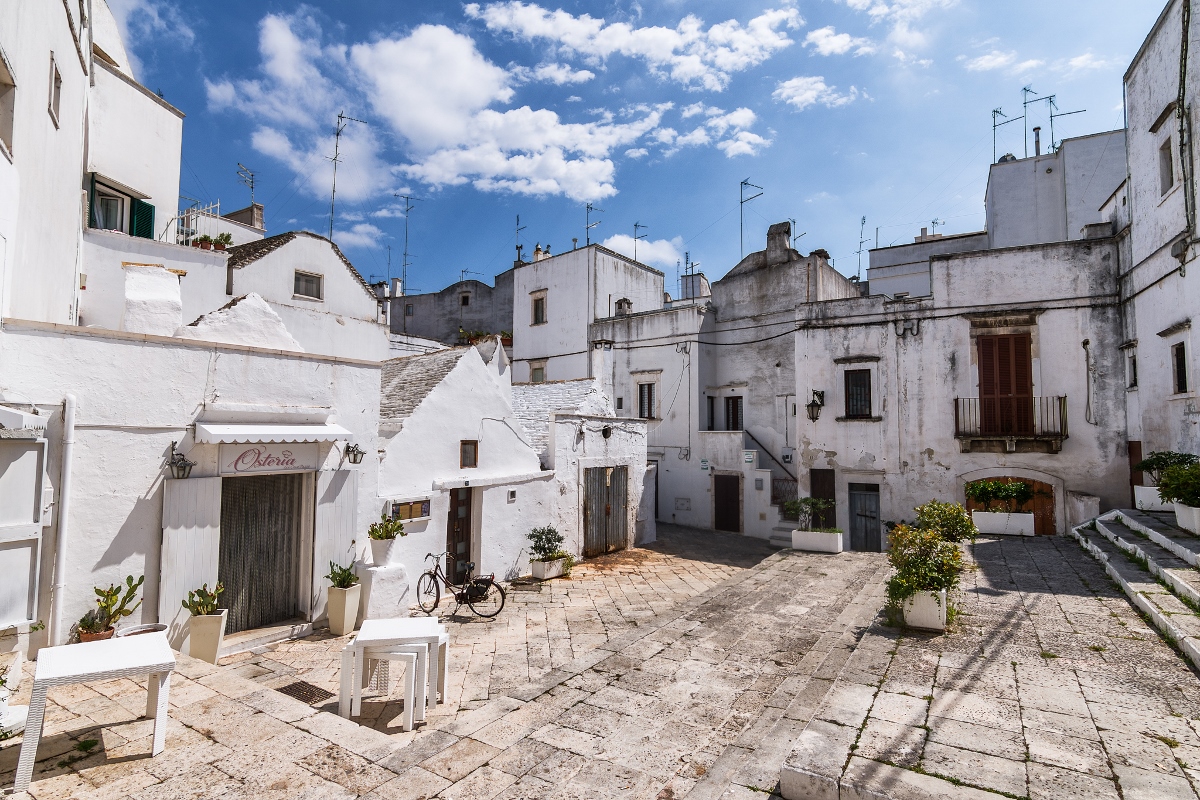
930, 218, 945, 235
236, 163, 256, 204
855, 216, 868, 280
1021, 86, 1041, 158
328, 110, 367, 240
515, 214, 527, 262
633, 221, 648, 261
739, 178, 763, 258
393, 193, 418, 298
585, 203, 603, 245
1048, 97, 1085, 151
991, 107, 1023, 163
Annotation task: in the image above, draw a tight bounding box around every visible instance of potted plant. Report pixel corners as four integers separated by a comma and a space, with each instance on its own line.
76, 575, 144, 642
786, 497, 841, 552
182, 583, 226, 663
324, 561, 361, 636
886, 523, 963, 631
196, 234, 213, 250
964, 479, 1037, 536
368, 511, 406, 566
528, 525, 573, 580
1134, 452, 1199, 511
213, 232, 233, 251
913, 500, 978, 543
1157, 462, 1200, 534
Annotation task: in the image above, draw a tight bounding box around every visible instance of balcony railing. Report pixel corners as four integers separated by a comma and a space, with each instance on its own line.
954, 396, 1068, 440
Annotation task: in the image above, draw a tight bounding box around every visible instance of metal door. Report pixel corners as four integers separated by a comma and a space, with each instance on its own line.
219, 473, 306, 634
713, 473, 741, 533
446, 487, 473, 581
848, 483, 881, 552
584, 466, 628, 556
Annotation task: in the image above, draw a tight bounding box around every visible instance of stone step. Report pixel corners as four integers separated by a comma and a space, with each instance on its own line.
1071, 523, 1200, 669
219, 619, 313, 659
1118, 509, 1200, 568
1096, 515, 1200, 608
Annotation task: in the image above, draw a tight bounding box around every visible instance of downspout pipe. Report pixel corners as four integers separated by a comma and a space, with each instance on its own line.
50, 394, 77, 646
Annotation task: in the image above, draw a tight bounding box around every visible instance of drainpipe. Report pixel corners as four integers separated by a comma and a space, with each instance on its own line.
50, 394, 77, 646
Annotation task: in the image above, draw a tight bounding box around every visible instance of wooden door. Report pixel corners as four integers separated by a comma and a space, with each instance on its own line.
810, 468, 836, 529
584, 466, 628, 556
713, 474, 741, 532
160, 476, 222, 651
963, 477, 1056, 535
446, 488, 473, 582
978, 334, 1033, 435
1128, 440, 1144, 506
848, 483, 881, 552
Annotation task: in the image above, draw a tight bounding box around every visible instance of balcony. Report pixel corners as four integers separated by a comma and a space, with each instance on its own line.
954, 396, 1068, 454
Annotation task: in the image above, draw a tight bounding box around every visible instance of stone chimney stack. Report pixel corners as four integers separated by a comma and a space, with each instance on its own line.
765, 221, 792, 265
590, 341, 615, 403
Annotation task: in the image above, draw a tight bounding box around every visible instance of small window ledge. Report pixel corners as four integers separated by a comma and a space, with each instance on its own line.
835, 416, 883, 422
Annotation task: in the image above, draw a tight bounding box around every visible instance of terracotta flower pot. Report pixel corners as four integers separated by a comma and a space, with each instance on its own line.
79, 628, 115, 643
214, 243, 226, 251
199, 241, 212, 250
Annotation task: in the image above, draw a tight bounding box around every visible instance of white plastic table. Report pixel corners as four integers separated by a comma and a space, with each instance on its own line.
13, 633, 176, 793
338, 618, 447, 721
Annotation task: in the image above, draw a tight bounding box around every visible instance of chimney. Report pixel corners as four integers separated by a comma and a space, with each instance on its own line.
590, 341, 615, 404
533, 243, 544, 262
572, 238, 579, 250
1033, 126, 1041, 156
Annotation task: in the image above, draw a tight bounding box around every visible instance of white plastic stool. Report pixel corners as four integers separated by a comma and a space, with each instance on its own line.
339, 641, 427, 732
365, 642, 428, 722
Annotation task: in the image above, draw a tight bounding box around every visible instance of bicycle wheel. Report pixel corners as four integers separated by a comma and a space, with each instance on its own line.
416, 572, 440, 614
466, 579, 506, 618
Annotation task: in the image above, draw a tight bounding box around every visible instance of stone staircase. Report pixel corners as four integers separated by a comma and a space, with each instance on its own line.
1071, 509, 1200, 670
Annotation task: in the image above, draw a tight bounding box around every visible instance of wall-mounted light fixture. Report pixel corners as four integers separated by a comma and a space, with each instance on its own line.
167, 441, 196, 479
806, 390, 825, 422
345, 443, 366, 464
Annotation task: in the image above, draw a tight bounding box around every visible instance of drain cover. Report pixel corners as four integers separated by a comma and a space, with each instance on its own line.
276, 681, 335, 705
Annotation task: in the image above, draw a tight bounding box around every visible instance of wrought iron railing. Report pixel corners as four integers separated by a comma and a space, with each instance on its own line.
953, 396, 1068, 439
772, 478, 798, 511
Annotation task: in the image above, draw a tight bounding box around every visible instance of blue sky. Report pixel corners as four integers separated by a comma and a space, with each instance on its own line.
112, 0, 1163, 294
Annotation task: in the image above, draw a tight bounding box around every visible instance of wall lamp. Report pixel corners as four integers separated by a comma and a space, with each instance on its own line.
806, 391, 825, 422
345, 443, 366, 464
168, 441, 196, 479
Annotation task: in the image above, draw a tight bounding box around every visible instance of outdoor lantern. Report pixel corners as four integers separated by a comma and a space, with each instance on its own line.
167, 441, 196, 479
806, 391, 825, 422
345, 443, 366, 464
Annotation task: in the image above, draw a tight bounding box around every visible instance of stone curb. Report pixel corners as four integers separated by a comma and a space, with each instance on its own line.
1118, 510, 1200, 568
1095, 514, 1200, 607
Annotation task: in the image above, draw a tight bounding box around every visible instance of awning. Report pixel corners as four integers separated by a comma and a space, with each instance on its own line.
195, 422, 354, 444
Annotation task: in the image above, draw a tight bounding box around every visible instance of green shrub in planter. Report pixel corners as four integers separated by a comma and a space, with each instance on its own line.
325, 562, 360, 589
528, 525, 564, 561
1157, 463, 1200, 507
783, 497, 834, 529
1135, 451, 1200, 485
964, 479, 1035, 513
913, 500, 977, 543
885, 524, 963, 608
367, 512, 406, 540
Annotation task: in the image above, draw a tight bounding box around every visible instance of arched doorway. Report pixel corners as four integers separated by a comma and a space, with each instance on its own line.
963, 476, 1056, 536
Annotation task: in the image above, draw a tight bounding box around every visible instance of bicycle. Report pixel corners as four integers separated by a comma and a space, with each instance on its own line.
415, 551, 506, 618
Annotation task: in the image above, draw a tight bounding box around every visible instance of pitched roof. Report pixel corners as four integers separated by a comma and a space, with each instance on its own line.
226, 231, 377, 300
511, 379, 613, 460
379, 347, 471, 425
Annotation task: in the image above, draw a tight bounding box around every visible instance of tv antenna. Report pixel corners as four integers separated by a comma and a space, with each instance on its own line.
930, 218, 945, 235
585, 203, 603, 245
633, 221, 648, 261
855, 216, 869, 279
991, 107, 1023, 163
328, 110, 367, 240
393, 193, 418, 299
1021, 86, 1043, 158
1048, 97, 1085, 151
236, 163, 256, 204
515, 214, 527, 262
739, 178, 763, 258
460, 269, 484, 283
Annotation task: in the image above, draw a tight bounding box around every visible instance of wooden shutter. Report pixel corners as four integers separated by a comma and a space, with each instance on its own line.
130, 198, 155, 239
0, 440, 48, 630
977, 334, 1032, 434
312, 470, 358, 621
160, 477, 222, 652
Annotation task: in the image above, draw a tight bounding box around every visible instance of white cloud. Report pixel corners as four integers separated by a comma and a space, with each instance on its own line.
654, 106, 767, 157
602, 234, 684, 267
466, 2, 802, 91
1063, 52, 1111, 74
334, 223, 386, 249
838, 0, 957, 52
804, 27, 874, 56
512, 62, 596, 84
625, 147, 649, 158
105, 0, 195, 78
717, 131, 771, 157
961, 49, 1043, 75
773, 77, 859, 111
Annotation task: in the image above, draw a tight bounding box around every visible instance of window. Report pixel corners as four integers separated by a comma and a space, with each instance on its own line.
0, 50, 15, 157
616, 397, 623, 410
1161, 139, 1176, 196
94, 193, 123, 231
460, 440, 478, 469
532, 295, 547, 325
1174, 343, 1189, 394
294, 271, 323, 300
725, 396, 743, 431
1127, 352, 1138, 389
976, 334, 1033, 433
48, 53, 61, 127
461, 294, 470, 307
530, 361, 546, 383
391, 499, 430, 520
844, 370, 872, 418
638, 382, 656, 419
706, 396, 716, 431
405, 304, 414, 316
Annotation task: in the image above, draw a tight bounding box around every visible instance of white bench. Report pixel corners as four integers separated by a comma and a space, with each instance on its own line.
13, 633, 175, 793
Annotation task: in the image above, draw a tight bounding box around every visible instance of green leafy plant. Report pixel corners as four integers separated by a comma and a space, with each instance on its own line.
913, 500, 978, 543
368, 511, 406, 540
885, 524, 963, 608
92, 575, 145, 631
77, 608, 108, 635
182, 583, 225, 616
1157, 463, 1200, 507
195, 234, 213, 244
1135, 451, 1200, 485
528, 525, 565, 562
325, 561, 360, 589
214, 232, 234, 246
964, 480, 1035, 513
782, 497, 834, 528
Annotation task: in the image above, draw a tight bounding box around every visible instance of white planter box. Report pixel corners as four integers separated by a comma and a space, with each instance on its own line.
902, 590, 947, 631
791, 529, 843, 553
971, 511, 1036, 536
327, 584, 361, 636
188, 610, 228, 664
1176, 503, 1200, 535
531, 558, 567, 580
370, 538, 399, 566
1134, 485, 1172, 512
